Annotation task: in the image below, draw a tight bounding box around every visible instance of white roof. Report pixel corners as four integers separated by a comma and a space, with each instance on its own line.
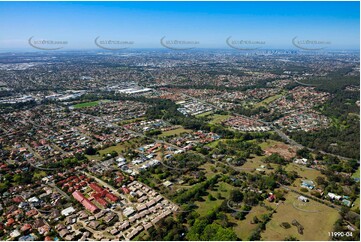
28, 196, 39, 203
61, 206, 76, 216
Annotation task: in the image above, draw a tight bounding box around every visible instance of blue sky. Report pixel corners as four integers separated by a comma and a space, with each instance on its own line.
0, 1, 359, 50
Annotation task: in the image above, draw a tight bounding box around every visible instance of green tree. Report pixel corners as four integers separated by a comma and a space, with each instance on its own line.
200, 224, 238, 241
230, 189, 244, 203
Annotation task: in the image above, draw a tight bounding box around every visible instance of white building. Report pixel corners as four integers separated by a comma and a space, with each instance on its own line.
61, 206, 76, 216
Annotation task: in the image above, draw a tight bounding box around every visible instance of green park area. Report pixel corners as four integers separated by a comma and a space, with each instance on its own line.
208, 114, 232, 124
352, 167, 360, 179
285, 163, 325, 182
195, 111, 214, 118
194, 182, 234, 217
230, 204, 272, 240
261, 192, 340, 241
85, 138, 143, 161
254, 92, 284, 108
159, 127, 192, 137
72, 100, 110, 109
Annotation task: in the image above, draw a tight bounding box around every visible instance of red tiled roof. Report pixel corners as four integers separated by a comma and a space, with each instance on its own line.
82, 198, 99, 213
89, 183, 103, 193
72, 191, 86, 202
105, 192, 119, 202
6, 218, 15, 227
94, 197, 108, 207
72, 191, 99, 213
21, 223, 32, 231
122, 187, 130, 194
26, 209, 38, 217
12, 196, 24, 203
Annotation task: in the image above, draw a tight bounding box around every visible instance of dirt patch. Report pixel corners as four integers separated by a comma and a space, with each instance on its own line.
264, 143, 297, 160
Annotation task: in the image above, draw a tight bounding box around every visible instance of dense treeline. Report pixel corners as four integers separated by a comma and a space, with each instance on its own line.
139, 217, 187, 241
300, 68, 359, 94
289, 79, 360, 159
160, 78, 276, 92
174, 175, 220, 204
320, 90, 359, 117
0, 100, 37, 114
290, 109, 359, 159
212, 139, 263, 166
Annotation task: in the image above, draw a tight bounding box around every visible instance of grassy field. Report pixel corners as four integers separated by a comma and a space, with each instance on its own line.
208, 114, 232, 124
206, 139, 227, 148
241, 156, 276, 174
352, 167, 360, 179
98, 143, 127, 156
198, 162, 218, 178
73, 100, 110, 109
352, 198, 360, 213
258, 139, 284, 149
254, 93, 284, 108
194, 182, 234, 216
230, 205, 271, 240
261, 192, 340, 241
86, 138, 141, 161
158, 127, 192, 137
118, 117, 146, 125
285, 163, 325, 181
33, 170, 47, 179
195, 111, 214, 118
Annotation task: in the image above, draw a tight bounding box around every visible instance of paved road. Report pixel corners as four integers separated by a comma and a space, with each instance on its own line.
49, 182, 71, 200
24, 142, 43, 160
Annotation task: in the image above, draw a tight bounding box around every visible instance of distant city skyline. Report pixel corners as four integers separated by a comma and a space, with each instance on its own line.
0, 1, 359, 51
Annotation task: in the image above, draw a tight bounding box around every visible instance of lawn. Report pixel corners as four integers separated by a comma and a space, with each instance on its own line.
208, 114, 232, 124
240, 156, 277, 174
352, 167, 360, 179
352, 198, 360, 213
229, 205, 271, 240
258, 140, 282, 150
118, 117, 146, 125
99, 144, 127, 155
206, 139, 227, 148
33, 170, 47, 179
261, 192, 340, 241
194, 182, 234, 217
195, 111, 214, 118
86, 138, 141, 161
158, 127, 192, 137
285, 163, 325, 181
72, 100, 110, 109
198, 162, 219, 178
254, 93, 284, 108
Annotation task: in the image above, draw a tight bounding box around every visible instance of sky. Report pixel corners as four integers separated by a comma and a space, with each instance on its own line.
0, 1, 359, 51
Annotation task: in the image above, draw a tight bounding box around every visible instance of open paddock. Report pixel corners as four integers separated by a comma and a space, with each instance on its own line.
261, 192, 340, 241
